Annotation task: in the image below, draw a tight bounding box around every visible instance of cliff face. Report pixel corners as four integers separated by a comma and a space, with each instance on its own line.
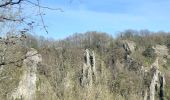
0, 33, 170, 100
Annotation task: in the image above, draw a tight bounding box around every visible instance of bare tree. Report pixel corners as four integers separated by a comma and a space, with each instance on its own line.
0, 0, 63, 69
0, 0, 63, 35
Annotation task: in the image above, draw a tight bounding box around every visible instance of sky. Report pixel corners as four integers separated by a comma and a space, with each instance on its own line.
31, 0, 170, 39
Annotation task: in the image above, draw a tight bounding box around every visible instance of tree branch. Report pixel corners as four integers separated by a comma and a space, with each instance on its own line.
0, 0, 23, 7
35, 0, 48, 34
0, 16, 24, 22
25, 0, 63, 12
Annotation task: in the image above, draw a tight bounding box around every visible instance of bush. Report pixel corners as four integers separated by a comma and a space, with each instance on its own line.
142, 46, 157, 64
165, 39, 170, 53
142, 46, 156, 59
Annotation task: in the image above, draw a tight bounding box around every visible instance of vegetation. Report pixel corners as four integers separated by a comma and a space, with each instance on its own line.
1, 29, 170, 99
142, 45, 157, 64
1, 0, 170, 100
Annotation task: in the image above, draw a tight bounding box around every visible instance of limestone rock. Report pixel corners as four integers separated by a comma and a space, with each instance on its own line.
153, 45, 169, 65
149, 68, 165, 100
11, 48, 42, 100
123, 40, 136, 54
153, 45, 168, 57
81, 49, 97, 87
144, 59, 166, 100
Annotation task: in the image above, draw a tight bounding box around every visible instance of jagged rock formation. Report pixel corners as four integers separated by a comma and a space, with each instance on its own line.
11, 48, 42, 100
144, 45, 168, 100
81, 49, 97, 87
144, 58, 166, 100
149, 68, 165, 100
123, 40, 136, 54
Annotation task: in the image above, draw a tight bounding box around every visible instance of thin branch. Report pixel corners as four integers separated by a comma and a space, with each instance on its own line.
0, 0, 23, 7
0, 55, 24, 66
36, 0, 48, 34
0, 0, 63, 34
0, 16, 24, 22
25, 0, 63, 12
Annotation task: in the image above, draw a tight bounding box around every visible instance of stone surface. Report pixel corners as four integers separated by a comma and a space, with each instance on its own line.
11, 48, 42, 100
81, 49, 97, 87
144, 58, 166, 100
153, 45, 169, 57
122, 40, 136, 54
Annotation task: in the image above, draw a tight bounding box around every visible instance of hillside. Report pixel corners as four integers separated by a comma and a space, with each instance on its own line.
0, 31, 170, 100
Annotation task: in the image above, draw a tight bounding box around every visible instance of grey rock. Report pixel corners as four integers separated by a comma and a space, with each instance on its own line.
81, 49, 97, 88
11, 48, 42, 100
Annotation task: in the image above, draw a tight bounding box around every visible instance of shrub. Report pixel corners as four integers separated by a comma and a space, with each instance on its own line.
142, 46, 157, 64
165, 39, 170, 53
142, 46, 156, 59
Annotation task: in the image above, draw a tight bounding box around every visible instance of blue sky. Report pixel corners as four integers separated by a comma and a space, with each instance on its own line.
32, 0, 170, 39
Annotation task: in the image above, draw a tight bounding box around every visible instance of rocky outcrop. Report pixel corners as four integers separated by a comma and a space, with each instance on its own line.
123, 40, 136, 54
81, 49, 97, 87
144, 58, 166, 100
153, 45, 169, 64
149, 68, 165, 100
145, 45, 168, 100
153, 45, 168, 57
11, 48, 42, 100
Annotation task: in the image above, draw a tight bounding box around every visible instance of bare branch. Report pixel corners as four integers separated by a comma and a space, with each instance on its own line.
0, 0, 23, 7
0, 16, 24, 22
0, 0, 63, 34
36, 0, 48, 34
25, 0, 63, 12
